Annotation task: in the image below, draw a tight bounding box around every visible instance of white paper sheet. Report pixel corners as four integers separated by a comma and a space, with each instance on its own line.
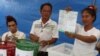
58, 10, 78, 33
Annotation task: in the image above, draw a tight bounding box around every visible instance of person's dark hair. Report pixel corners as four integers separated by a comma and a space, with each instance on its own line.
40, 3, 52, 12
6, 16, 17, 26
82, 5, 97, 22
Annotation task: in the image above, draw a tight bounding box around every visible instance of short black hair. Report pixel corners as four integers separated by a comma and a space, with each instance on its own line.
82, 5, 96, 22
40, 3, 52, 11
6, 16, 17, 26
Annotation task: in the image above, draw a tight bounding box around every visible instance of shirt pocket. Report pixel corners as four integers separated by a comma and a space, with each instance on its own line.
34, 27, 41, 35
44, 26, 54, 34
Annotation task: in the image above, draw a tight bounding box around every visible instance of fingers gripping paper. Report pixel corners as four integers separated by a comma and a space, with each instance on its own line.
58, 10, 78, 33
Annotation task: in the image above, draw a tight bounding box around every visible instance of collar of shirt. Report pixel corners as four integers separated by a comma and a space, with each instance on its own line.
8, 30, 19, 37
39, 18, 52, 27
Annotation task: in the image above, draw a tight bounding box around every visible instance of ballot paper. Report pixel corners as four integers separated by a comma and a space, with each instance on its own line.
58, 10, 78, 33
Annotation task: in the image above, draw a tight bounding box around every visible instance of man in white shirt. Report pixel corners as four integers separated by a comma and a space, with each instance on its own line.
2, 16, 26, 42
30, 3, 58, 56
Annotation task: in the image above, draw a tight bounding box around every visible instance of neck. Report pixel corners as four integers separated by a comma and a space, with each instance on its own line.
11, 30, 17, 34
42, 18, 49, 24
84, 24, 93, 31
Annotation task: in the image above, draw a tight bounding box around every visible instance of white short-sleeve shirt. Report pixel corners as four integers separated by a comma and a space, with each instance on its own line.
2, 30, 26, 41
73, 23, 100, 56
30, 18, 58, 51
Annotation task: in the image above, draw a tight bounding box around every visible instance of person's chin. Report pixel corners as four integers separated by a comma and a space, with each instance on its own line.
11, 30, 17, 33
44, 17, 49, 19
84, 23, 89, 26
83, 22, 88, 25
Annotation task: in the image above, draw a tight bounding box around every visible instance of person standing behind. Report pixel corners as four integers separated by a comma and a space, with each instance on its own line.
96, 37, 100, 54
2, 16, 26, 42
30, 3, 58, 56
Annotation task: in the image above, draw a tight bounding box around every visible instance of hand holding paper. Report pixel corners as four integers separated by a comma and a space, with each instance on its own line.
58, 10, 78, 33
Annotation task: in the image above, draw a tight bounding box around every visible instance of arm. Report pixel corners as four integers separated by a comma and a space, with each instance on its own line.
75, 34, 97, 43
2, 33, 10, 41
30, 34, 39, 42
30, 21, 39, 42
96, 41, 100, 53
47, 38, 57, 45
40, 38, 57, 47
65, 32, 97, 43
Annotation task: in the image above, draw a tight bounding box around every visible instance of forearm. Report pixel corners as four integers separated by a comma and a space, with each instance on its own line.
47, 38, 57, 45
75, 34, 97, 43
30, 34, 39, 42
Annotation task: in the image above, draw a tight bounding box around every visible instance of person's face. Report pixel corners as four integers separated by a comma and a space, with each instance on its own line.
82, 11, 94, 25
8, 21, 17, 33
40, 5, 52, 20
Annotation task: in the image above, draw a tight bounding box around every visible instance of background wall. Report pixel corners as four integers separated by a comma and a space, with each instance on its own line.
0, 0, 100, 44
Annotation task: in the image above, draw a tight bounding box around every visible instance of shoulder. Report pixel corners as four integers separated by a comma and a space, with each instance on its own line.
92, 27, 100, 34
2, 31, 10, 38
92, 27, 99, 32
32, 19, 40, 25
2, 31, 9, 36
17, 31, 25, 35
50, 19, 57, 26
91, 27, 100, 39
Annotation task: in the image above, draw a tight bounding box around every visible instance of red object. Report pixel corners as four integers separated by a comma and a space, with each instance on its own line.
0, 41, 6, 49
0, 41, 16, 56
